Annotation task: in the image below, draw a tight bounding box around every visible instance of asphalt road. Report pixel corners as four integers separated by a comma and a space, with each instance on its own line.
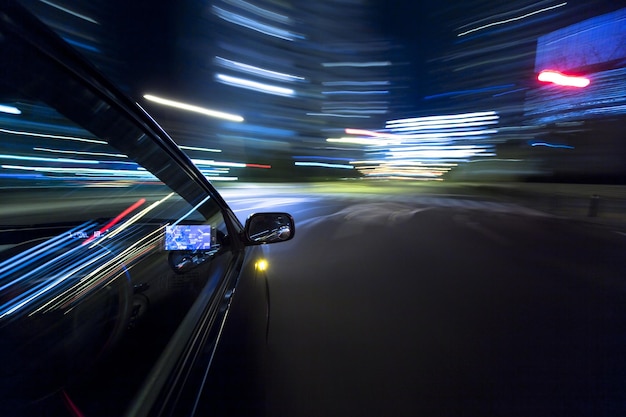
225, 189, 626, 417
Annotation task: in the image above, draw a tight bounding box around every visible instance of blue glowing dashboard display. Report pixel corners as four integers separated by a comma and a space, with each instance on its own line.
164, 225, 212, 251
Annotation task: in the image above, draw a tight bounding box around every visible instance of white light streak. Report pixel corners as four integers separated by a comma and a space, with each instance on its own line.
223, 0, 291, 24
323, 81, 390, 86
170, 194, 212, 228
0, 223, 91, 277
306, 113, 371, 119
143, 94, 244, 122
345, 128, 393, 138
216, 74, 295, 97
100, 193, 174, 242
458, 2, 567, 37
352, 109, 501, 181
322, 61, 392, 68
387, 149, 489, 159
326, 137, 393, 146
295, 162, 354, 169
191, 159, 246, 168
203, 175, 239, 181
0, 128, 105, 144
322, 90, 389, 95
180, 145, 222, 153
33, 147, 127, 158
332, 129, 498, 143
350, 160, 458, 167
389, 120, 499, 132
386, 111, 498, 126
1, 250, 109, 318
323, 109, 388, 115
0, 153, 100, 164
212, 6, 303, 41
215, 56, 304, 82
39, 0, 99, 24
2, 164, 157, 178
0, 104, 21, 114
27, 250, 111, 315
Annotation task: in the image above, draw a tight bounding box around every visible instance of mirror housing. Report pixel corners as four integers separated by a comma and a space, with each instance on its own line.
243, 212, 295, 245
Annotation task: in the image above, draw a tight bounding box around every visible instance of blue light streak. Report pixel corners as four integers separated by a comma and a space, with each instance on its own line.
0, 222, 96, 279
212, 6, 304, 41
293, 155, 354, 162
0, 249, 110, 318
322, 90, 389, 95
221, 122, 295, 138
223, 0, 291, 24
424, 85, 515, 100
530, 142, 574, 149
61, 37, 101, 53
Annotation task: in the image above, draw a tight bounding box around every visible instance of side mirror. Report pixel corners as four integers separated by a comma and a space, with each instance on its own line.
244, 212, 295, 245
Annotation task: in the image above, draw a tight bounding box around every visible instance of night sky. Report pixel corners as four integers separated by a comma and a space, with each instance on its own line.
371, 0, 459, 99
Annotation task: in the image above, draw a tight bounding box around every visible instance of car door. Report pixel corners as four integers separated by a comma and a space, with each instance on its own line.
0, 2, 287, 416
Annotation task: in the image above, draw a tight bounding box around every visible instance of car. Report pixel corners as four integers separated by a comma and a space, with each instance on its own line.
0, 1, 294, 416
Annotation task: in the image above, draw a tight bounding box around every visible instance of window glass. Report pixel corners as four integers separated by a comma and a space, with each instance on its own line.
0, 67, 231, 417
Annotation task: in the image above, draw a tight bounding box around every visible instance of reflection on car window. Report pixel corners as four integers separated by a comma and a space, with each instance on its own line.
0, 57, 231, 417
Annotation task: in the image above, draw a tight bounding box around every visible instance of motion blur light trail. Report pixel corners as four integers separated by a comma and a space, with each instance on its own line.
340, 111, 499, 180
295, 162, 354, 169
215, 73, 296, 97
33, 147, 127, 159
457, 2, 568, 37
40, 0, 99, 24
0, 221, 102, 318
0, 105, 21, 115
100, 193, 175, 243
10, 0, 625, 185
180, 145, 221, 154
2, 164, 159, 181
0, 247, 111, 318
143, 94, 244, 122
0, 127, 106, 144
211, 5, 304, 41
0, 222, 95, 281
83, 198, 146, 245
214, 56, 305, 83
538, 70, 590, 87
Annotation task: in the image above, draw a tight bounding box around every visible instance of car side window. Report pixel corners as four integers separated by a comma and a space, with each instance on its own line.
0, 34, 234, 417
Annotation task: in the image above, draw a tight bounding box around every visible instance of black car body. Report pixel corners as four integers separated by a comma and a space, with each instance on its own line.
0, 1, 294, 415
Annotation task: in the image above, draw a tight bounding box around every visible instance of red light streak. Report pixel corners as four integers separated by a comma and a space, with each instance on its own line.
538, 70, 590, 88
62, 390, 85, 417
82, 198, 146, 245
246, 163, 272, 169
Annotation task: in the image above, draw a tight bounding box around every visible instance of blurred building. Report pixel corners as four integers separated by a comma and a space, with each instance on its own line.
13, 0, 624, 183
16, 0, 414, 181
522, 7, 626, 182
200, 0, 407, 180
427, 1, 626, 183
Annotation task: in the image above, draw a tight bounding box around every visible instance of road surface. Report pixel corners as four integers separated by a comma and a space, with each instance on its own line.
225, 187, 626, 417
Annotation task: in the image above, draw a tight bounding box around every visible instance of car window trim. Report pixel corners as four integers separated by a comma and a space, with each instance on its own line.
124, 249, 244, 417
